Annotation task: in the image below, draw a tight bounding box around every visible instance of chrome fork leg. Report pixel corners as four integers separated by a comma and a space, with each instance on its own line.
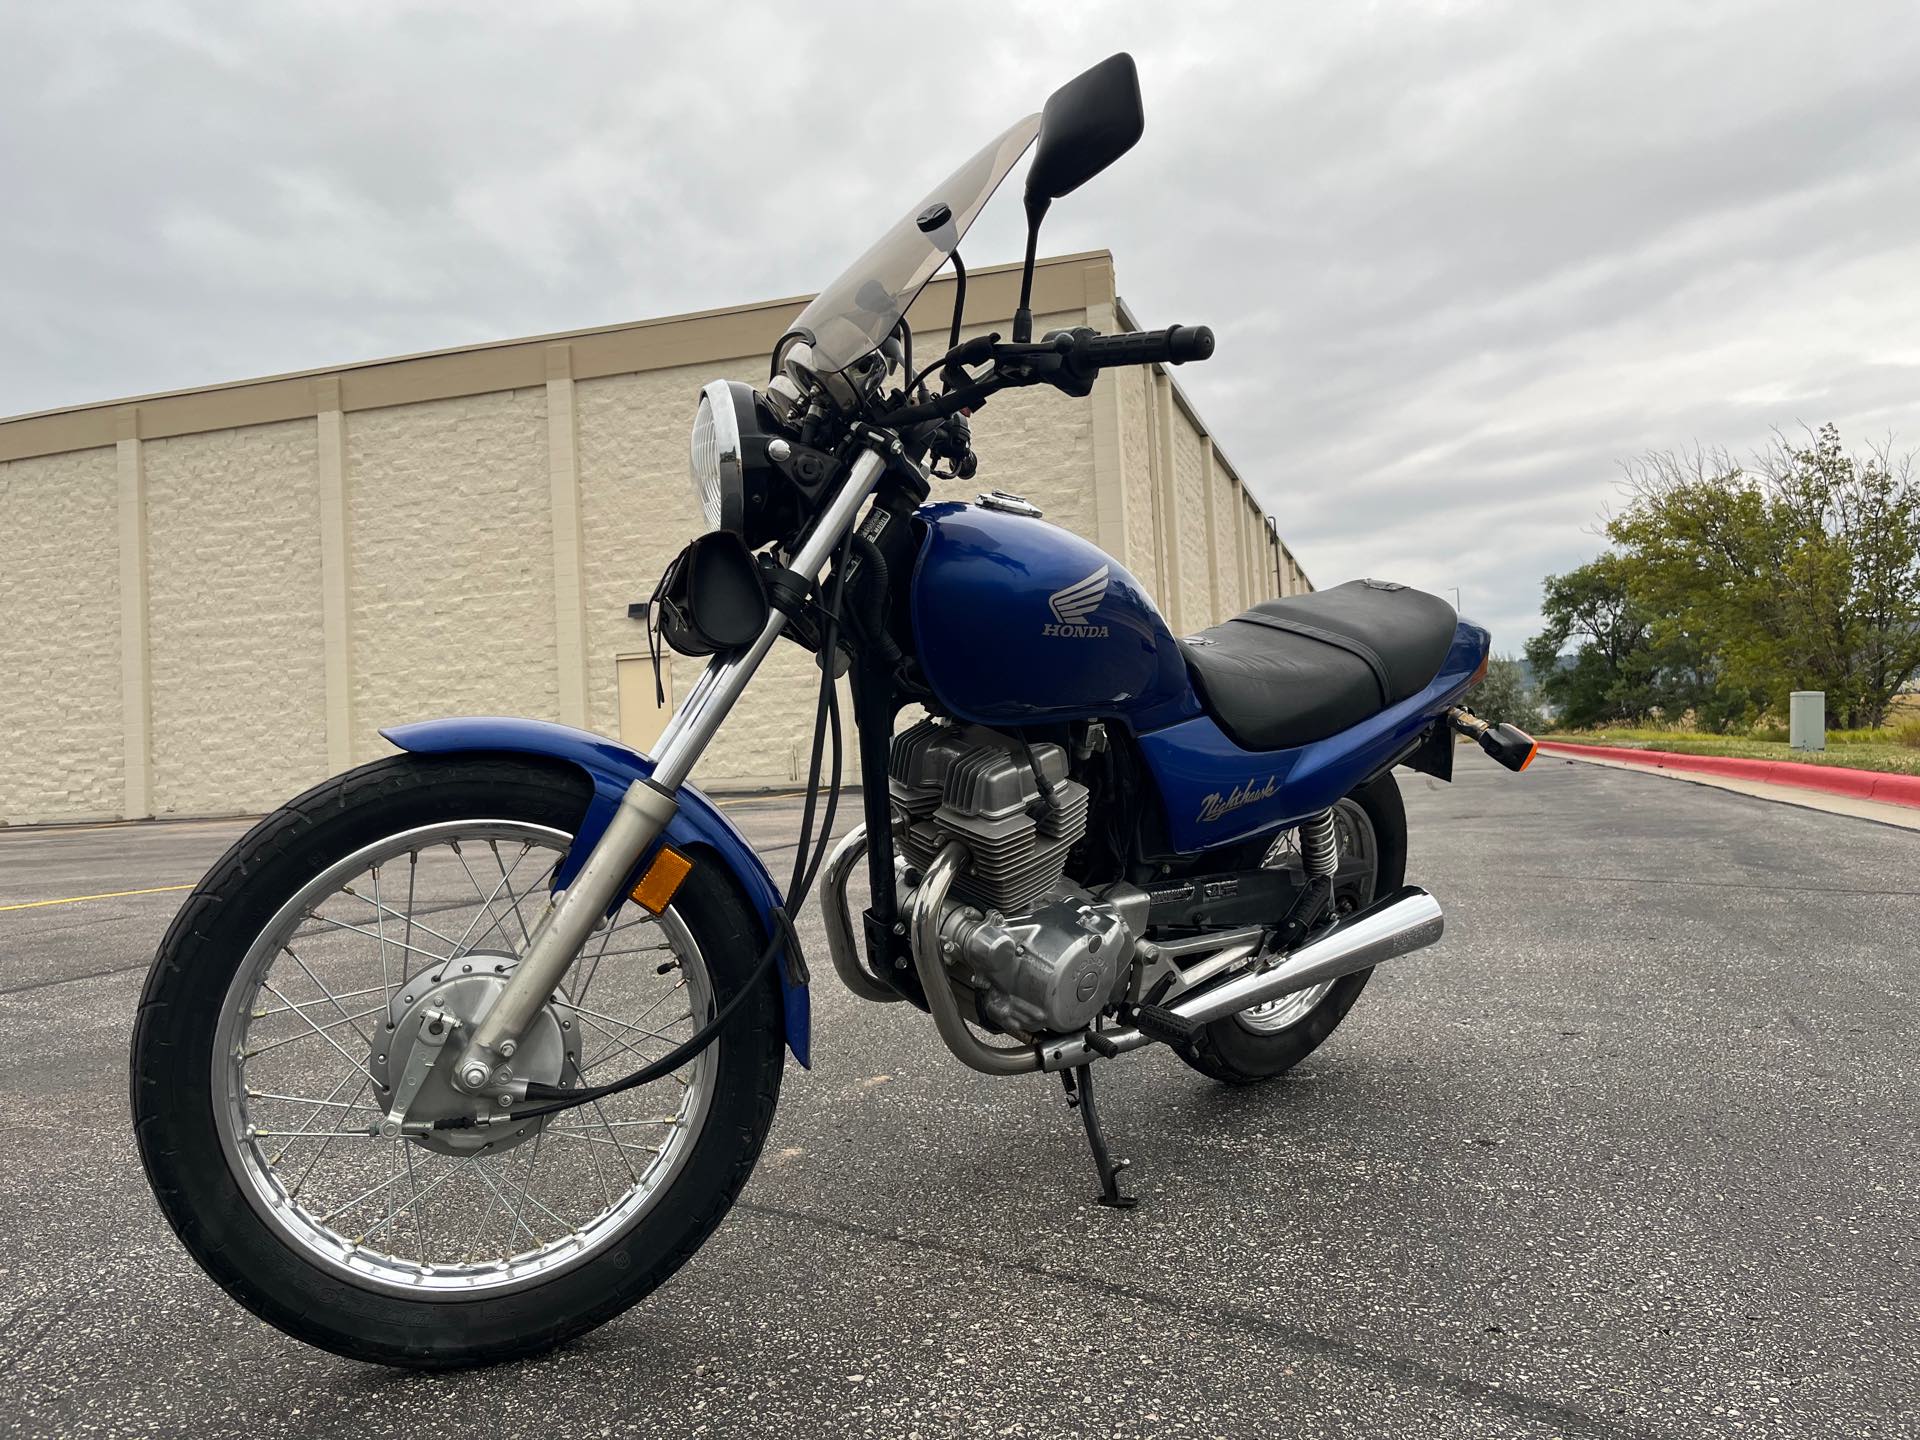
448, 446, 892, 1094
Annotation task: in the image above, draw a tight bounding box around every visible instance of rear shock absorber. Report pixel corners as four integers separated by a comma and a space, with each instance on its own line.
1256, 809, 1339, 967
1299, 809, 1339, 879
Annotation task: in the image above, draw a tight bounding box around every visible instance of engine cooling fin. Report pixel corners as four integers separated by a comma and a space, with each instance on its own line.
888, 718, 1089, 914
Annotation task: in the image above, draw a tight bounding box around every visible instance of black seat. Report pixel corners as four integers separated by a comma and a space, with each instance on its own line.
1179, 579, 1458, 751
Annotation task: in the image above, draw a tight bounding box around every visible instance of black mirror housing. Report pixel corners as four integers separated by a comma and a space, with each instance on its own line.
1025, 53, 1145, 207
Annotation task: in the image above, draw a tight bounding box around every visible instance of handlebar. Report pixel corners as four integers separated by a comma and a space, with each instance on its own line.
874, 322, 1216, 429
1070, 324, 1215, 370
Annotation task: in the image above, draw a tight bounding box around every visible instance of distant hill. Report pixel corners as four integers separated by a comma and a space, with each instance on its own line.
1513, 653, 1573, 694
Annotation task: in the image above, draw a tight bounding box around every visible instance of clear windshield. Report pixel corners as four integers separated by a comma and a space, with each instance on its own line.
790, 114, 1040, 373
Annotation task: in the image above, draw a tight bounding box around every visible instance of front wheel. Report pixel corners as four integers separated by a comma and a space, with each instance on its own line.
1179, 771, 1407, 1086
131, 754, 785, 1368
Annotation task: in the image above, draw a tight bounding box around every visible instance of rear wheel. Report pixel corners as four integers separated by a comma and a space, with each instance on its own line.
1178, 771, 1406, 1086
131, 755, 785, 1368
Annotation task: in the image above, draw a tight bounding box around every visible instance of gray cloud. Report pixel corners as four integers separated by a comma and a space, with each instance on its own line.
6, 0, 1917, 651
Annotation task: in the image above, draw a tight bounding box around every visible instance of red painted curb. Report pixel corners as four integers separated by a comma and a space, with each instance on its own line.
1538, 740, 1920, 809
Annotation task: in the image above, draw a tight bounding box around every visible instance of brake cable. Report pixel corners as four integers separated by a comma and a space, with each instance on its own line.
441, 529, 857, 1130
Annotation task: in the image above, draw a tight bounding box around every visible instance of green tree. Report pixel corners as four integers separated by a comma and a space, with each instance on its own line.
1607, 426, 1920, 728
1466, 654, 1545, 733
1523, 553, 1658, 727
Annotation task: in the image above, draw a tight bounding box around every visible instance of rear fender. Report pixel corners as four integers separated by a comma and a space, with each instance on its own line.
1135, 620, 1492, 854
381, 716, 809, 1068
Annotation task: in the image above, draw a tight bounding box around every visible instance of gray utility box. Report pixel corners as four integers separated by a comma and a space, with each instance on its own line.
1790, 691, 1826, 751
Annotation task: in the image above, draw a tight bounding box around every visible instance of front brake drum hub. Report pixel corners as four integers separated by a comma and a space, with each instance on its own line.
370, 951, 580, 1157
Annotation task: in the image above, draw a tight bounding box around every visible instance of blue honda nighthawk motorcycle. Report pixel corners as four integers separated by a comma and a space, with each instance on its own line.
133, 54, 1536, 1367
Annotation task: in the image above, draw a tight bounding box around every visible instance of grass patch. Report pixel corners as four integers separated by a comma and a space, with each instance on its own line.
1540, 726, 1920, 777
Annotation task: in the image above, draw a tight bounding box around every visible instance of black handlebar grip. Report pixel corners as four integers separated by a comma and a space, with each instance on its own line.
1166, 324, 1215, 364
1073, 324, 1216, 370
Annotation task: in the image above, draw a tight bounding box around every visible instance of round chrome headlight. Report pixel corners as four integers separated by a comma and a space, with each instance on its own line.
689, 379, 744, 532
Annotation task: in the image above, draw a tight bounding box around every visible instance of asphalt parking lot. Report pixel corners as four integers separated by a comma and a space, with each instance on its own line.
1, 753, 1913, 1439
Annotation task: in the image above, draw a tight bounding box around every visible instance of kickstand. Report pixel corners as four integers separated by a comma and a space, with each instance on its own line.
1061, 1065, 1139, 1209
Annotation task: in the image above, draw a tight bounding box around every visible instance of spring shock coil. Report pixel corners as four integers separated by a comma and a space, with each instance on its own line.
1298, 808, 1339, 880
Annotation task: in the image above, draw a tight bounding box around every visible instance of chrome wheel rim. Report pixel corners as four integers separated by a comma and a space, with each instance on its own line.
212, 819, 716, 1299
1235, 798, 1378, 1035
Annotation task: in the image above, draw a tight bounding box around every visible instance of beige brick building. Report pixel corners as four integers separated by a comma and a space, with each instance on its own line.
0, 252, 1310, 826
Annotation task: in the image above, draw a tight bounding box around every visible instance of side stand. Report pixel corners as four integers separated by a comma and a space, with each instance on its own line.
1060, 1065, 1138, 1209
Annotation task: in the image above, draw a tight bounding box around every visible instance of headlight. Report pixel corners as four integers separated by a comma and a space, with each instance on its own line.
689, 379, 743, 532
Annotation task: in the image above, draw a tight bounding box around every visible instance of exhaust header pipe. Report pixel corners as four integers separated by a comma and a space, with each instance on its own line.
1039, 885, 1445, 1071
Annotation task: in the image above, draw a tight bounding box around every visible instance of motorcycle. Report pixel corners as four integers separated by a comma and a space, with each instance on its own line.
131, 53, 1537, 1368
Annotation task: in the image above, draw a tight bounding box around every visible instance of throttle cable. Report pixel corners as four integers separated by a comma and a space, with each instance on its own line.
443, 529, 857, 1129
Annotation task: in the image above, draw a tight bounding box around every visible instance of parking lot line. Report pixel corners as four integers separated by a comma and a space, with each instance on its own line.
0, 882, 193, 913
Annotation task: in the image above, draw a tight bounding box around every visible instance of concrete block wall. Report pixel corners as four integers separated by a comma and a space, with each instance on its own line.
0, 446, 123, 823
0, 252, 1304, 824
347, 389, 558, 765
146, 420, 329, 815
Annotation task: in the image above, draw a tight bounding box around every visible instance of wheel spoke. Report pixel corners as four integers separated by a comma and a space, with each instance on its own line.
491, 840, 535, 947
245, 1003, 386, 1059
371, 864, 392, 1007
345, 878, 465, 958
224, 817, 716, 1294
280, 946, 372, 1047
258, 982, 385, 1091
254, 982, 389, 1019
266, 1065, 368, 1168
471, 1155, 536, 1252
356, 1157, 470, 1244
248, 1089, 385, 1112
301, 914, 451, 968
450, 841, 519, 956
577, 1011, 694, 1078
544, 1127, 664, 1157
286, 1072, 374, 1197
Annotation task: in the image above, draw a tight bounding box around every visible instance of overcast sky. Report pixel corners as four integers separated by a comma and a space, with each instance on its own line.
6, 1, 1918, 650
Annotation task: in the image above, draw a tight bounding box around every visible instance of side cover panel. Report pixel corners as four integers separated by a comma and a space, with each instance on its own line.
381, 716, 809, 1067
1138, 620, 1492, 854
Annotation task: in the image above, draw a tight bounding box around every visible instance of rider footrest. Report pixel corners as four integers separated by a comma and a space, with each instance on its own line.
1130, 1003, 1202, 1051
1265, 874, 1334, 960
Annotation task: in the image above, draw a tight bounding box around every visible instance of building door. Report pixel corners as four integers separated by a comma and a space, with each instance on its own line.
616, 655, 675, 755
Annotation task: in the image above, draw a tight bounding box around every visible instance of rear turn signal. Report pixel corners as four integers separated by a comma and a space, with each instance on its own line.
630, 846, 694, 914
1446, 707, 1538, 774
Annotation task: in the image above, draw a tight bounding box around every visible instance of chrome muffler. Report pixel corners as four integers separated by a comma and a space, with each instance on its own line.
822, 817, 1446, 1075
1038, 885, 1446, 1071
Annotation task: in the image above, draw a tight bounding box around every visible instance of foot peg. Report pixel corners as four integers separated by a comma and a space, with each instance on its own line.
1129, 1003, 1202, 1051
1264, 874, 1333, 961
1062, 1065, 1138, 1209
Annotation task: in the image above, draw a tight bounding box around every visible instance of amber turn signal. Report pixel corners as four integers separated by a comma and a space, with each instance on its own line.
1479, 723, 1537, 773
630, 846, 694, 914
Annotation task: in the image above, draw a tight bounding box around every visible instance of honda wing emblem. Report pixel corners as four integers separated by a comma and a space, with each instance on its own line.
1047, 565, 1110, 630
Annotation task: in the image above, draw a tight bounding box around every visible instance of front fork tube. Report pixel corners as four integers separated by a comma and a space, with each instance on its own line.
449, 445, 892, 1095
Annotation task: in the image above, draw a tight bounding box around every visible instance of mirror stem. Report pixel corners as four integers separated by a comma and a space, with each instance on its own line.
1013, 194, 1050, 343
948, 250, 968, 353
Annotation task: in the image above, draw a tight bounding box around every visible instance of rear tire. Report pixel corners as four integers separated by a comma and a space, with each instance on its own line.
131, 754, 785, 1368
1178, 771, 1407, 1086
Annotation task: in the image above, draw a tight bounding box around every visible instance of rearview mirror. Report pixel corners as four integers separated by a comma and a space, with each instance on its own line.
1025, 53, 1145, 206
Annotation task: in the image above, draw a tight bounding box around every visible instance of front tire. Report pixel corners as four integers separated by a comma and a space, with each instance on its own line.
1179, 771, 1407, 1086
131, 754, 785, 1368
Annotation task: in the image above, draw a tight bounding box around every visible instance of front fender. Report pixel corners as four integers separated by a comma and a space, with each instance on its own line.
380, 716, 809, 1068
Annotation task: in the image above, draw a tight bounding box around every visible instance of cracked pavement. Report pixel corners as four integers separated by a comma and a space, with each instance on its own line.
1, 753, 1913, 1438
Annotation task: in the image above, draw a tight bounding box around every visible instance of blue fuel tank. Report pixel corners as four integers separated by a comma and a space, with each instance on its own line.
909, 501, 1199, 731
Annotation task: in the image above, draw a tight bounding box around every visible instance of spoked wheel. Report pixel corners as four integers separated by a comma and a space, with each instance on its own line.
1179, 771, 1407, 1086
132, 755, 784, 1367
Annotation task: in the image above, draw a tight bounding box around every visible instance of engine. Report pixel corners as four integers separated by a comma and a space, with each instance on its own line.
889, 719, 1146, 1035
